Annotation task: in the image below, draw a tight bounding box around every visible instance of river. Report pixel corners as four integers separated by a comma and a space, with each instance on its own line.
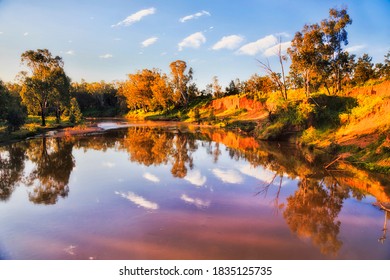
0, 121, 389, 259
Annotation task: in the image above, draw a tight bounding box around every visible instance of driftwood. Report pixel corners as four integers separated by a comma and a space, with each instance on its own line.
324, 155, 342, 169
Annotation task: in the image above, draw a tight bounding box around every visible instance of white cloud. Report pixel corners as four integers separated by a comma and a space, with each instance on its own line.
181, 194, 210, 208
102, 161, 115, 168
179, 10, 210, 23
178, 32, 206, 51
65, 50, 75, 55
263, 41, 291, 57
237, 35, 277, 56
141, 37, 158, 47
143, 172, 160, 183
0, 32, 3, 35
212, 168, 243, 184
345, 44, 366, 53
115, 191, 159, 210
23, 32, 29, 36
184, 169, 206, 187
212, 35, 244, 50
275, 32, 290, 38
239, 164, 277, 182
111, 7, 156, 27
99, 54, 113, 59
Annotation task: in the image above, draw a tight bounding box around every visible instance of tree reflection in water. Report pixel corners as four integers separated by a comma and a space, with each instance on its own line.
0, 124, 389, 257
0, 144, 26, 201
283, 177, 347, 255
25, 137, 75, 205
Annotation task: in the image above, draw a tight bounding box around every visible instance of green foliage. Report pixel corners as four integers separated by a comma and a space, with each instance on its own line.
194, 107, 201, 124
69, 98, 83, 124
20, 49, 70, 126
257, 122, 285, 140
208, 108, 216, 122
353, 54, 375, 85
311, 95, 357, 127
6, 107, 26, 132
1, 80, 27, 132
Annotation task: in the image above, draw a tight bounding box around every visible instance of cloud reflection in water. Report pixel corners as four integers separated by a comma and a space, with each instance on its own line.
115, 191, 159, 210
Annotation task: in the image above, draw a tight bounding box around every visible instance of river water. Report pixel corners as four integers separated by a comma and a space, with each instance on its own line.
0, 121, 389, 259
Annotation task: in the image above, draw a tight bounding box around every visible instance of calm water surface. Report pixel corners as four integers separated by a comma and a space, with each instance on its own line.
0, 121, 389, 259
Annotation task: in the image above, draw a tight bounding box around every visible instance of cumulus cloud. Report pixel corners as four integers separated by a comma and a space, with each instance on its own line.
143, 172, 160, 183
212, 168, 243, 184
212, 35, 244, 50
178, 32, 206, 51
345, 44, 366, 53
111, 7, 156, 27
99, 54, 113, 59
184, 169, 206, 187
263, 41, 291, 57
237, 35, 277, 56
179, 10, 210, 23
181, 194, 210, 208
141, 37, 158, 47
115, 191, 159, 210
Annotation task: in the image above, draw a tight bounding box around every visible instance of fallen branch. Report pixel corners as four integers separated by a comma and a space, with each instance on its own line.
324, 155, 342, 169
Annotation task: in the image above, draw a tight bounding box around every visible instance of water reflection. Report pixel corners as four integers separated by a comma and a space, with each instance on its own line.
0, 144, 26, 201
25, 137, 75, 205
0, 123, 389, 259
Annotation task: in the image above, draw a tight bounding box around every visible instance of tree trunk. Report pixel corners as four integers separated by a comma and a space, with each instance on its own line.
41, 107, 46, 127
55, 107, 61, 124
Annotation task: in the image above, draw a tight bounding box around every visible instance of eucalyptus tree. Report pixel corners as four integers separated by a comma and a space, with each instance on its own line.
288, 23, 325, 96
20, 49, 70, 126
169, 60, 193, 107
353, 53, 374, 85
320, 8, 352, 94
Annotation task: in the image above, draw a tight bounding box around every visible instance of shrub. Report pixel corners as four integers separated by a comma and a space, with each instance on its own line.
69, 98, 83, 124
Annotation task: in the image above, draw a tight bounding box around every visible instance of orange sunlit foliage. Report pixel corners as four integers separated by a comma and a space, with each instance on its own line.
119, 69, 173, 112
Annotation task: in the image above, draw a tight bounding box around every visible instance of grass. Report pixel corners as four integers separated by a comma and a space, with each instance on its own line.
0, 115, 75, 145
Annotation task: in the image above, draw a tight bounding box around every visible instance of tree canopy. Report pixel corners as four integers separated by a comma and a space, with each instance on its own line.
20, 49, 70, 126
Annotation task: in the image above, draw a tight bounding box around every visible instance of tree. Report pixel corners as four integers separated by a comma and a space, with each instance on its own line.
51, 68, 71, 123
288, 23, 325, 96
0, 80, 26, 131
353, 53, 374, 85
69, 97, 83, 124
0, 80, 10, 120
321, 8, 352, 94
20, 49, 70, 126
119, 68, 172, 111
225, 79, 242, 96
243, 74, 273, 100
169, 60, 193, 107
258, 40, 289, 100
376, 50, 390, 80
212, 76, 223, 98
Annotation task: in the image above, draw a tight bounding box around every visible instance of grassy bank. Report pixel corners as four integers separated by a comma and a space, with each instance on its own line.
0, 116, 74, 145
125, 80, 390, 174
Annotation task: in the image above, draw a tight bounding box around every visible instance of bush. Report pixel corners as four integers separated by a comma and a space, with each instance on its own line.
6, 107, 26, 132
69, 98, 83, 124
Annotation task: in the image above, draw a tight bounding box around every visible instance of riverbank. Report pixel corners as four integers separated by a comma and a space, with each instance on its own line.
125, 80, 390, 174
2, 81, 389, 174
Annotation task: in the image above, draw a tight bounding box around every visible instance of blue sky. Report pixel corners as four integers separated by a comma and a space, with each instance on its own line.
0, 0, 389, 89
